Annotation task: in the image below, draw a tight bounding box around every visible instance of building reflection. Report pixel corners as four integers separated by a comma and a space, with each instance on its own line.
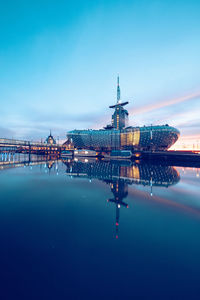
0, 153, 56, 171
63, 158, 180, 238
4, 154, 200, 238
108, 180, 128, 239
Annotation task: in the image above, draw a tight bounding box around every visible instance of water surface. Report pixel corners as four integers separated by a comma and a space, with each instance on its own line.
0, 155, 200, 299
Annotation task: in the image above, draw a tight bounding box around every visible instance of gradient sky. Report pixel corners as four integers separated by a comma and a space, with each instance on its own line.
0, 0, 200, 147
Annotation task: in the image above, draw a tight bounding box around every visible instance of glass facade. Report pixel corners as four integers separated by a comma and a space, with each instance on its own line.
67, 125, 180, 151
111, 105, 128, 129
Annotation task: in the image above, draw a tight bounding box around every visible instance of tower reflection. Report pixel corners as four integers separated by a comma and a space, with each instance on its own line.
63, 159, 180, 238
107, 180, 128, 239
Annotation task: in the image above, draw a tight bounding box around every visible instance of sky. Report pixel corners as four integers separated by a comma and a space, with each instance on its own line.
0, 0, 200, 148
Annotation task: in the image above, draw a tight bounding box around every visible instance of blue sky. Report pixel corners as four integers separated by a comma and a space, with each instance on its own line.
0, 0, 200, 145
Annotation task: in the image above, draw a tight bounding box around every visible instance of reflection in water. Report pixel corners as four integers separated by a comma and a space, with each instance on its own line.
108, 180, 128, 239
4, 154, 200, 239
0, 154, 181, 238
1, 154, 200, 298
0, 153, 58, 172
63, 159, 180, 238
63, 159, 180, 186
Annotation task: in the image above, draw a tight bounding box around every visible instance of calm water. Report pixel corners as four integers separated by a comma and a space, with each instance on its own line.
0, 154, 200, 299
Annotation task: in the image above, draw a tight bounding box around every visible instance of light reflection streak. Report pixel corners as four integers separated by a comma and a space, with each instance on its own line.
128, 186, 200, 219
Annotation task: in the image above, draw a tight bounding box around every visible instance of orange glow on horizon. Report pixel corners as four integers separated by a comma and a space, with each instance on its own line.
170, 134, 200, 151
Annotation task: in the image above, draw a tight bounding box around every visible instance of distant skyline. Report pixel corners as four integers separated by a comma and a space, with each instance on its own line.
0, 0, 200, 148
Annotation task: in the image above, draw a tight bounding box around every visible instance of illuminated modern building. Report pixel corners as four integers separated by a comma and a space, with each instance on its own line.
67, 77, 180, 152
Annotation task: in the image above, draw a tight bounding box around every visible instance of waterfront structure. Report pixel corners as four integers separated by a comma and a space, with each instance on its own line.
46, 131, 56, 145
67, 77, 180, 152
0, 137, 61, 156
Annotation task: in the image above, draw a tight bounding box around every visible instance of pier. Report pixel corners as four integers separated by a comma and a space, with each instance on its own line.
0, 138, 64, 156
1, 138, 200, 167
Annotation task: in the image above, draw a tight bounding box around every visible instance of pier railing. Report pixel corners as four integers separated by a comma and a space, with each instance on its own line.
0, 138, 63, 155
0, 138, 59, 147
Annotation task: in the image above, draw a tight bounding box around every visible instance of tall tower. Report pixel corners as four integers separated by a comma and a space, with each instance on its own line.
109, 76, 129, 130
117, 75, 121, 103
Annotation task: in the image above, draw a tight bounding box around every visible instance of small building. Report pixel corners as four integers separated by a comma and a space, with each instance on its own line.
46, 131, 56, 145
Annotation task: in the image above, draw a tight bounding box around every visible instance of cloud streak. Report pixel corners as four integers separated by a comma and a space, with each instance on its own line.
92, 90, 200, 130
129, 91, 200, 116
